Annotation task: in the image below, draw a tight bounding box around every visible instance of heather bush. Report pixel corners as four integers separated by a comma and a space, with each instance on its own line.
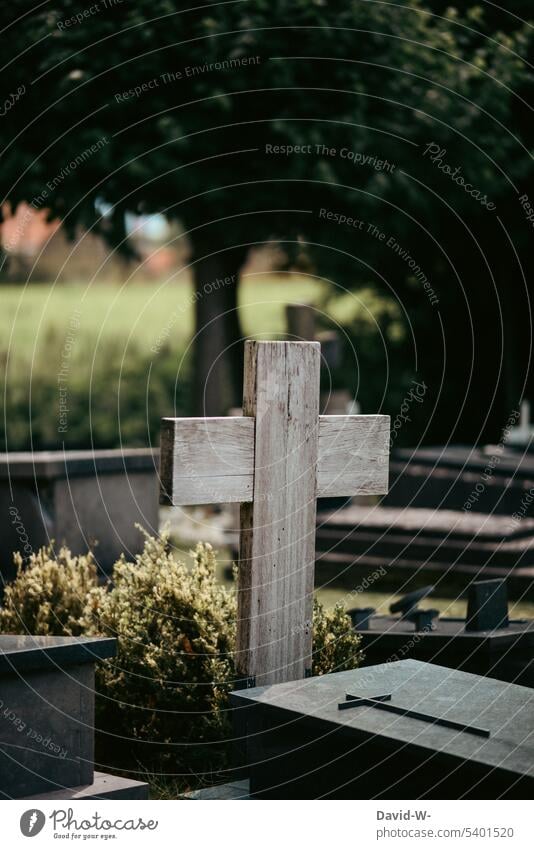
84, 531, 237, 766
0, 545, 98, 636
312, 598, 363, 675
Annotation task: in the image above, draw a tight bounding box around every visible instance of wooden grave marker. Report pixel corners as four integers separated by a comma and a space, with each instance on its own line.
160, 340, 389, 686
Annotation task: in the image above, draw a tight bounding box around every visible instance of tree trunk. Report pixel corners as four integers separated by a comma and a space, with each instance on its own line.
191, 246, 248, 416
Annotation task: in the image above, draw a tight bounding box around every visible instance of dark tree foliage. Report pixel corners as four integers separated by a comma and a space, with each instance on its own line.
0, 1, 532, 439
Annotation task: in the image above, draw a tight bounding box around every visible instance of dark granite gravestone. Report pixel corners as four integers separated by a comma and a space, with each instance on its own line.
0, 635, 148, 799
231, 659, 534, 799
348, 580, 534, 687
0, 449, 159, 585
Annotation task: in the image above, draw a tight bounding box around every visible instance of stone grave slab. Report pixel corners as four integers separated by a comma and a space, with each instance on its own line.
0, 635, 148, 799
231, 659, 534, 799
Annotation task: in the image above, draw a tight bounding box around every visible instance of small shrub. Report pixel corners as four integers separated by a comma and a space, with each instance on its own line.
85, 531, 237, 768
0, 546, 98, 636
312, 598, 363, 675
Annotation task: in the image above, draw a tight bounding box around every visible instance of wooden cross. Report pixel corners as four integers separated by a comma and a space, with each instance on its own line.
159, 341, 389, 686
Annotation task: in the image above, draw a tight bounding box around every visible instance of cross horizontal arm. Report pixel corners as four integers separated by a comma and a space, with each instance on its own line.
317, 415, 390, 497
159, 417, 255, 505
160, 413, 390, 506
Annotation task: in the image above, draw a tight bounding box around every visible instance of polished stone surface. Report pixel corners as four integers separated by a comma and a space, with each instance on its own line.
0, 637, 117, 797
0, 663, 95, 798
232, 659, 534, 798
0, 635, 116, 674
234, 659, 534, 768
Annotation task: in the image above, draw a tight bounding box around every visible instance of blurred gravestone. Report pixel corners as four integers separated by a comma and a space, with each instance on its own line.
466, 578, 509, 631
1, 449, 158, 585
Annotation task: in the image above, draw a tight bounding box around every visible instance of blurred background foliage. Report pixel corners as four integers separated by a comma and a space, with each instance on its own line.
1, 1, 532, 449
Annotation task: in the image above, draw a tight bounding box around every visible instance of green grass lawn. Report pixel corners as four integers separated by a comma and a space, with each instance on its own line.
315, 586, 534, 619
0, 274, 326, 360
0, 274, 330, 451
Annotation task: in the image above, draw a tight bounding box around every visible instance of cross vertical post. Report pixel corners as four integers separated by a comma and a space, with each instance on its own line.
237, 341, 321, 686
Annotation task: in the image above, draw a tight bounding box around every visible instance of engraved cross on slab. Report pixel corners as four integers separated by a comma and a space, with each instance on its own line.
159, 340, 390, 686
339, 692, 490, 738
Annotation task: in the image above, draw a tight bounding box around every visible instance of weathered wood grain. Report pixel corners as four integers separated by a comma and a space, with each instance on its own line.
317, 415, 390, 497
237, 341, 321, 686
159, 342, 391, 686
159, 417, 254, 505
